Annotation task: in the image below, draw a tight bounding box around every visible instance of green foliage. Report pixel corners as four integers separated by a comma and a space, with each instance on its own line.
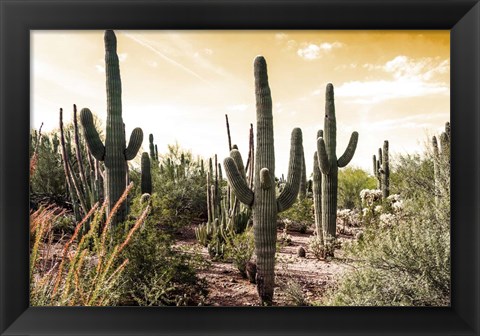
338, 167, 376, 210
120, 215, 208, 306
30, 130, 66, 201
323, 141, 450, 306
278, 198, 314, 233
225, 227, 255, 277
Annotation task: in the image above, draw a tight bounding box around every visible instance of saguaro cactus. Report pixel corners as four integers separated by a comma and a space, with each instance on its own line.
432, 122, 450, 204
313, 130, 324, 249
373, 141, 390, 198
224, 56, 303, 305
80, 30, 143, 225
317, 83, 358, 242
298, 147, 307, 200
141, 152, 152, 194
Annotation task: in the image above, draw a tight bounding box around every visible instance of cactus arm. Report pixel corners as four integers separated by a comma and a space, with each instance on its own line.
372, 155, 378, 177
337, 131, 359, 167
79, 108, 105, 161
124, 127, 144, 160
317, 137, 330, 174
277, 128, 303, 212
224, 157, 254, 206
230, 149, 247, 181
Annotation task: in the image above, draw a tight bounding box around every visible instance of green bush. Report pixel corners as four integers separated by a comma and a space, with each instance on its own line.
338, 167, 377, 210
120, 215, 208, 306
30, 130, 66, 202
225, 227, 255, 277
278, 198, 314, 233
322, 146, 450, 306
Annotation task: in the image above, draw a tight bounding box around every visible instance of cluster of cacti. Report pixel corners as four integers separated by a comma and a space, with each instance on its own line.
80, 30, 144, 226
224, 56, 303, 305
195, 154, 231, 259
372, 140, 390, 198
59, 105, 104, 223
141, 152, 152, 194
432, 122, 450, 203
315, 83, 358, 255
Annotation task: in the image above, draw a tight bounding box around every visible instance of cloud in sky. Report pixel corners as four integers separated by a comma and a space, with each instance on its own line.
331, 55, 449, 104
297, 42, 344, 60
122, 32, 211, 85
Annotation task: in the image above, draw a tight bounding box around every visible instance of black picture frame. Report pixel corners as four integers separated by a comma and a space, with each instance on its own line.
1, 0, 479, 335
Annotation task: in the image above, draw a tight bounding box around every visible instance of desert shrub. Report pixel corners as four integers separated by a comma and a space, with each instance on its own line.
338, 167, 377, 210
137, 144, 208, 231
278, 198, 314, 233
120, 214, 208, 306
225, 227, 255, 277
323, 145, 450, 306
30, 130, 66, 203
278, 277, 308, 306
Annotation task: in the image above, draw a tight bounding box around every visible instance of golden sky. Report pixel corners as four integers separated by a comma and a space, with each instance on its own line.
31, 30, 449, 177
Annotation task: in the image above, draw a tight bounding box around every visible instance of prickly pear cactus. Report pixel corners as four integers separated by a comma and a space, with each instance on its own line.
224, 56, 303, 305
80, 30, 143, 226
316, 83, 358, 245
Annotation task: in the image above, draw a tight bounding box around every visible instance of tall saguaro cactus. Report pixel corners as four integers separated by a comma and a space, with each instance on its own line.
141, 152, 152, 194
432, 122, 450, 204
224, 56, 303, 305
80, 30, 143, 226
313, 129, 324, 248
373, 141, 390, 198
317, 83, 358, 241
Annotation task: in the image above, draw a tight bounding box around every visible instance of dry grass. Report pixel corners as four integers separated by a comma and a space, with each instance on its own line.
30, 182, 150, 306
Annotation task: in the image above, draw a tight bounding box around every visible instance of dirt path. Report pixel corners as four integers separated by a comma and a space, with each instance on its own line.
175, 225, 360, 306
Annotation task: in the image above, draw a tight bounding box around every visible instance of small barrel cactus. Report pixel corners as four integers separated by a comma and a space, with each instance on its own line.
224, 56, 303, 305
317, 84, 358, 248
80, 30, 143, 226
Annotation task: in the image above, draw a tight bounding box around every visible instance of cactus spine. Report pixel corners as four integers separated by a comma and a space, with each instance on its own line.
80, 30, 143, 226
141, 152, 152, 194
317, 84, 358, 243
224, 56, 303, 305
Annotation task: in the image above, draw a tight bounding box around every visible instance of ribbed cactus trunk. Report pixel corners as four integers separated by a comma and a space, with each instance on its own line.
313, 136, 324, 248
381, 141, 390, 198
141, 152, 152, 194
317, 84, 358, 244
80, 30, 143, 226
432, 122, 450, 204
224, 56, 303, 305
298, 148, 307, 200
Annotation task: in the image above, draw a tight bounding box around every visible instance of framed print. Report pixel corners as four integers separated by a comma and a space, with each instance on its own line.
1, 0, 479, 335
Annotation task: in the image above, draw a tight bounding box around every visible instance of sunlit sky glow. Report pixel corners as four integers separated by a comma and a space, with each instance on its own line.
31, 30, 449, 177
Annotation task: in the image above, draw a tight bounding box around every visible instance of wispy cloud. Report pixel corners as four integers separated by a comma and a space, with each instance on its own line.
330, 55, 449, 104
358, 113, 446, 131
122, 32, 211, 85
297, 42, 344, 60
